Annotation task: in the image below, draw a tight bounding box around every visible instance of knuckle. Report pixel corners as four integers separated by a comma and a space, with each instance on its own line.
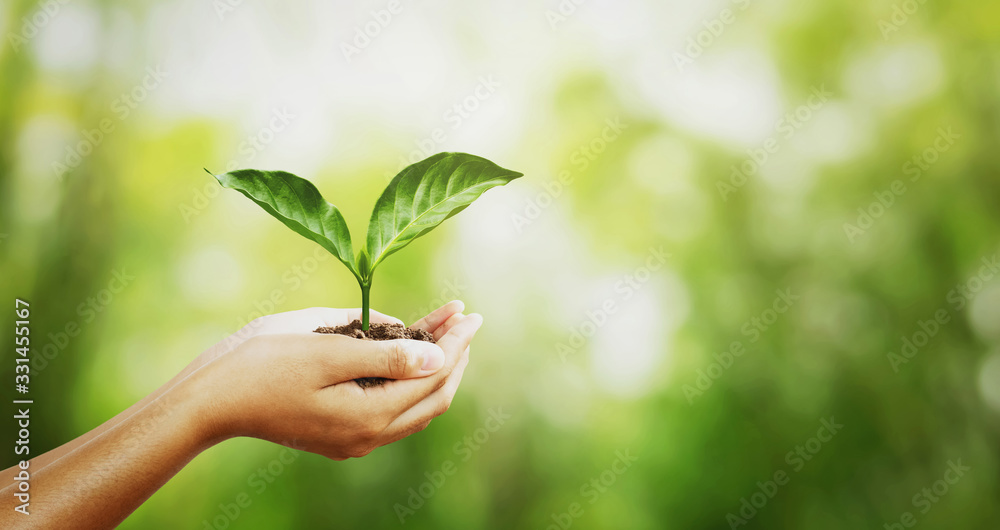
376, 411, 396, 430
432, 373, 450, 392
434, 396, 454, 417
347, 444, 375, 458
385, 342, 411, 378
356, 421, 383, 442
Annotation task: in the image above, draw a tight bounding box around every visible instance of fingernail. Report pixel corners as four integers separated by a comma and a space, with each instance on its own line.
420, 345, 445, 371
449, 300, 465, 312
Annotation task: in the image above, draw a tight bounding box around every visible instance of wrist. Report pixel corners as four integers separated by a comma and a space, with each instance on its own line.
166, 369, 235, 450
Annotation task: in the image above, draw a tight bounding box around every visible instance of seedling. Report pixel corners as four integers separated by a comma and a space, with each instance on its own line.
207, 152, 522, 331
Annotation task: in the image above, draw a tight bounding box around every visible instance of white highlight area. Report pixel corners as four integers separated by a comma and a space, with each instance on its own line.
590, 274, 689, 399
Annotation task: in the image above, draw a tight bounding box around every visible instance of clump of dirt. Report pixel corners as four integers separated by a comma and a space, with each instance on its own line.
314, 320, 435, 388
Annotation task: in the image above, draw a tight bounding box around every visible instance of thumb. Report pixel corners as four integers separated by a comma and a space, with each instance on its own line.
321, 336, 446, 382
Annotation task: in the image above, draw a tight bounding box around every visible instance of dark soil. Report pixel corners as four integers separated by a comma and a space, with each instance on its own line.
314, 320, 435, 388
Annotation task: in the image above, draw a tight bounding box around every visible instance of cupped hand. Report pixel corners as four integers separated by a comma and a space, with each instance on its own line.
183, 301, 481, 460
174, 306, 410, 385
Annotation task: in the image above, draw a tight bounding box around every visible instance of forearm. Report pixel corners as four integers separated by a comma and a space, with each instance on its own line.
0, 382, 177, 481
0, 378, 216, 529
1, 339, 232, 482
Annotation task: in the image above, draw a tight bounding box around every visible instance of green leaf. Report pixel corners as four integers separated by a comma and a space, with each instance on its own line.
208, 169, 360, 280
362, 152, 523, 279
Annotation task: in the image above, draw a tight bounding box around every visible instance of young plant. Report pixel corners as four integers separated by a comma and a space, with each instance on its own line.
207, 152, 522, 330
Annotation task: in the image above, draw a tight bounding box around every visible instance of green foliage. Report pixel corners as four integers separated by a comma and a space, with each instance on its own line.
209, 152, 522, 329
208, 168, 359, 278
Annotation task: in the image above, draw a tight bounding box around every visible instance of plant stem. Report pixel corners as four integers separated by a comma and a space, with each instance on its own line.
361, 282, 371, 331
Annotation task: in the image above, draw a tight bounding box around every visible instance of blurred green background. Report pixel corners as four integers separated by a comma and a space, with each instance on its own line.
2, 0, 1000, 528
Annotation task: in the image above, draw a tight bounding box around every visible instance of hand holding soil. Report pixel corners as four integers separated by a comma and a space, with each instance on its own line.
191, 301, 482, 459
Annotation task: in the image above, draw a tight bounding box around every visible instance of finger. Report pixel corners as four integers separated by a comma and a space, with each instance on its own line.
379, 314, 482, 413
434, 312, 465, 341
433, 313, 482, 361
382, 346, 470, 442
344, 307, 404, 327
304, 334, 446, 383
411, 300, 464, 333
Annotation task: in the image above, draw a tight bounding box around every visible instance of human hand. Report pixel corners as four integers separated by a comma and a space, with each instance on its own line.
182, 301, 481, 460
178, 306, 406, 378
